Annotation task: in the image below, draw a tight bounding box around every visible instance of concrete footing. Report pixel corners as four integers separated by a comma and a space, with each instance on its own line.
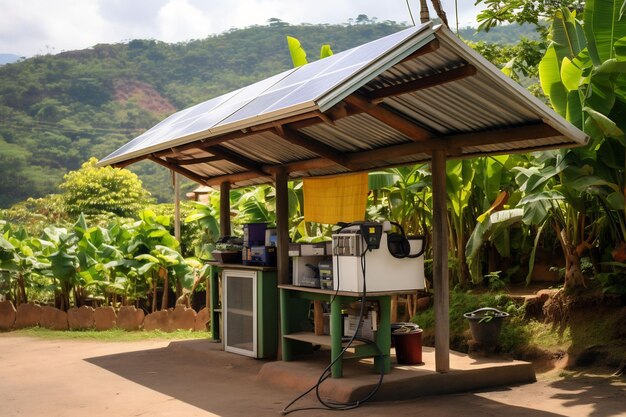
257, 346, 536, 403
168, 340, 536, 404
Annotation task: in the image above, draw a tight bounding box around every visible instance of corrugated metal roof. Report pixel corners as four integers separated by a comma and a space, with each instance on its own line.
99, 22, 587, 188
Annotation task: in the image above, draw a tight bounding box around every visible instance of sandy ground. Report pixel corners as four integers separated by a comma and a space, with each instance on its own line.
0, 335, 624, 417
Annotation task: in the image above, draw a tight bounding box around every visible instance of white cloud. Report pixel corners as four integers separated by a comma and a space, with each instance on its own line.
157, 0, 213, 42
0, 0, 484, 57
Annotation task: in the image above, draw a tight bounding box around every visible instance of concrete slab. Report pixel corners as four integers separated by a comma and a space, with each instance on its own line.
258, 346, 536, 403
1, 335, 624, 417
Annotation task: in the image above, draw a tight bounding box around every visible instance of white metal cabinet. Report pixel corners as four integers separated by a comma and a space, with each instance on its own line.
223, 269, 257, 357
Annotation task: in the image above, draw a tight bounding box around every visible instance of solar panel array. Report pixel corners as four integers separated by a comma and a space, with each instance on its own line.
100, 23, 432, 165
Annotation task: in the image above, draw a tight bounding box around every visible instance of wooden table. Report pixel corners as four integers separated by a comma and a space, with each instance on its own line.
279, 285, 413, 378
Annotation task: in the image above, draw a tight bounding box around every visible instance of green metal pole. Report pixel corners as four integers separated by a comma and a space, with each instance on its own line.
375, 295, 392, 373
330, 295, 344, 378
279, 288, 293, 361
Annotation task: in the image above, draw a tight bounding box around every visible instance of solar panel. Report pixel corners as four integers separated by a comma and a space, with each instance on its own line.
100, 24, 433, 164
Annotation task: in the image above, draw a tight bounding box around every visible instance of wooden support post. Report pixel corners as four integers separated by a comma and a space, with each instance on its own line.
313, 300, 324, 336
274, 168, 290, 285
274, 168, 290, 360
432, 149, 450, 373
173, 172, 181, 242
219, 181, 231, 237
390, 295, 398, 323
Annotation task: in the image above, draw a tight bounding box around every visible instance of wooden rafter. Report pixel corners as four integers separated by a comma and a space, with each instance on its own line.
399, 39, 440, 63
166, 155, 223, 165
344, 94, 433, 141
206, 145, 267, 176
273, 126, 352, 169
206, 171, 269, 186
152, 129, 263, 158
367, 64, 477, 103
113, 155, 147, 168
148, 156, 209, 185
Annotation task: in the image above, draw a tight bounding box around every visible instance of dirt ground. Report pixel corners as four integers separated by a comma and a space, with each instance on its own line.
0, 335, 624, 417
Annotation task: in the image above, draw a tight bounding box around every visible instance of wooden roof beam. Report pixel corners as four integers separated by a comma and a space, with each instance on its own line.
166, 155, 223, 165
206, 145, 268, 176
348, 123, 559, 165
344, 94, 433, 141
273, 126, 353, 169
205, 171, 270, 186
399, 39, 440, 63
148, 155, 209, 185
367, 64, 477, 103
113, 155, 147, 168
152, 129, 263, 158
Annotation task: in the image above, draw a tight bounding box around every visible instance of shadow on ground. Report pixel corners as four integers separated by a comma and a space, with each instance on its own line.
548, 372, 626, 417
84, 339, 575, 417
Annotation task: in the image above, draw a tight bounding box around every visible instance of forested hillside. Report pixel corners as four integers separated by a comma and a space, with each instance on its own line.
0, 19, 535, 208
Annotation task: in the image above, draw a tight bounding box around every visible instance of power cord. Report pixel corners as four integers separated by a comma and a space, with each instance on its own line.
282, 246, 386, 414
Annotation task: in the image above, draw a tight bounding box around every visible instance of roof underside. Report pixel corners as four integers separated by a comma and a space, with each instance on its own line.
100, 23, 587, 188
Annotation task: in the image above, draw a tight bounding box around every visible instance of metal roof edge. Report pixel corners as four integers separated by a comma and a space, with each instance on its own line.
434, 26, 588, 145
316, 23, 437, 112
97, 101, 320, 167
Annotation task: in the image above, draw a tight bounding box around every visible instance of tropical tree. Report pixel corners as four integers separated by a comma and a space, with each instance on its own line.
60, 157, 153, 218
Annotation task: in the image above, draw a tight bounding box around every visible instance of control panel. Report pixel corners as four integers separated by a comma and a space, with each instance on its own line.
332, 234, 362, 256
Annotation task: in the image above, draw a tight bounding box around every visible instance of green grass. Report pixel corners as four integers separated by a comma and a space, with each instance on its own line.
9, 327, 209, 342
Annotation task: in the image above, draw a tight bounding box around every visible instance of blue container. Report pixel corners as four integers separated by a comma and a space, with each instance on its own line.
243, 223, 267, 246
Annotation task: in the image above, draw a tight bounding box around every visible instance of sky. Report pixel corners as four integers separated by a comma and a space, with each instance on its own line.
0, 0, 484, 57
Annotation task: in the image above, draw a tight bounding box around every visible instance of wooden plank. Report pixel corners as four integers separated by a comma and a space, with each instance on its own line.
398, 39, 440, 63
173, 171, 180, 241
219, 181, 231, 237
275, 126, 352, 169
431, 149, 450, 373
148, 156, 208, 185
206, 145, 267, 176
205, 171, 269, 186
152, 129, 263, 158
277, 284, 417, 297
313, 300, 325, 336
344, 94, 433, 141
113, 155, 146, 168
265, 158, 337, 174
249, 110, 325, 132
283, 332, 366, 348
274, 168, 290, 285
368, 65, 477, 103
348, 123, 558, 164
167, 155, 223, 165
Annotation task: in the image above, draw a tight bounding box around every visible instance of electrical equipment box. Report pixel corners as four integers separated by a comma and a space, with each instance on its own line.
292, 255, 331, 287
331, 232, 425, 293
318, 259, 333, 290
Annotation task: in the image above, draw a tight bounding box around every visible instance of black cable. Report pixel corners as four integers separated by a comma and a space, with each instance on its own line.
282, 245, 386, 414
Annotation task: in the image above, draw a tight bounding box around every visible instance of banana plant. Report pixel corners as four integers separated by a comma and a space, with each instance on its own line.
0, 228, 51, 305
514, 150, 604, 288
368, 165, 432, 236
286, 36, 333, 67
42, 225, 80, 311
136, 245, 184, 311
537, 1, 626, 284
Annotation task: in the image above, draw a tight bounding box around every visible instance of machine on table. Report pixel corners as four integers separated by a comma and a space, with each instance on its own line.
280, 221, 427, 377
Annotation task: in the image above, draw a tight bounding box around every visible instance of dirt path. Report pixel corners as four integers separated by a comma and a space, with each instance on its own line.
0, 335, 623, 417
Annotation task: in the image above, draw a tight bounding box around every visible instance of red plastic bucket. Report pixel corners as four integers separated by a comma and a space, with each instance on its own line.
392, 325, 423, 365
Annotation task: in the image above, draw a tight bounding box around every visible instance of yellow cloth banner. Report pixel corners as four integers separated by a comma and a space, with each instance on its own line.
303, 172, 368, 224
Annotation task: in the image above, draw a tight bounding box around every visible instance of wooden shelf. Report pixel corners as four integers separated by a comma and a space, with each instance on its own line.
283, 331, 366, 348
278, 284, 415, 297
